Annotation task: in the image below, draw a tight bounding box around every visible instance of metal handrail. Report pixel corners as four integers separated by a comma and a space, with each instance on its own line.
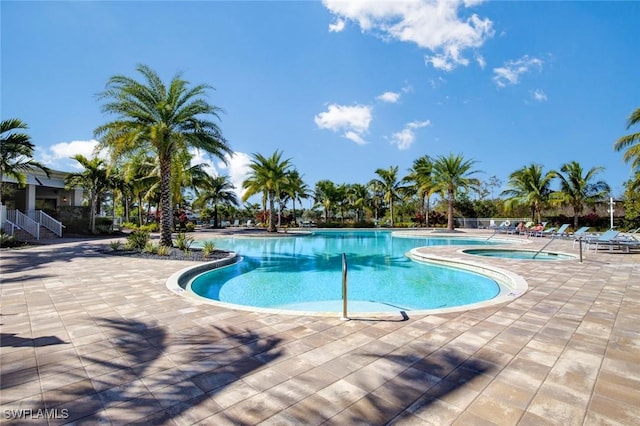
37, 210, 64, 237
8, 210, 39, 239
341, 253, 349, 321
2, 220, 17, 236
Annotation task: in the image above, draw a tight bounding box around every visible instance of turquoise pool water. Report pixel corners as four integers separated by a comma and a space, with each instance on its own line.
463, 248, 575, 261
189, 231, 503, 313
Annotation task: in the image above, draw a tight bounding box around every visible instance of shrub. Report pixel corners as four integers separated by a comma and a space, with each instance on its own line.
201, 240, 216, 257
185, 223, 196, 232
109, 240, 123, 251
174, 232, 194, 251
0, 231, 20, 248
139, 223, 159, 232
143, 242, 158, 254
126, 229, 150, 250
157, 245, 170, 256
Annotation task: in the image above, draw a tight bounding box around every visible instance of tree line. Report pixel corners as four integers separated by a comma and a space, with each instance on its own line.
2, 64, 639, 246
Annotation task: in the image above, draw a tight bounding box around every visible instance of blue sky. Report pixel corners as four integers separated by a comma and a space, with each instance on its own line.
2, 0, 639, 201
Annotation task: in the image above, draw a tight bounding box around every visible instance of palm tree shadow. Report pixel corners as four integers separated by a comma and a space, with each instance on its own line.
39, 317, 283, 424
0, 242, 108, 277
0, 333, 68, 347
341, 348, 495, 424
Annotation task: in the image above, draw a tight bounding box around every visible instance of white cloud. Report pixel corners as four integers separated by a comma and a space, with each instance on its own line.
493, 55, 544, 88
407, 119, 431, 129
476, 54, 487, 69
216, 152, 253, 200
314, 104, 372, 144
38, 139, 106, 170
344, 131, 367, 145
329, 18, 346, 32
390, 119, 431, 150
531, 88, 548, 102
377, 91, 401, 103
323, 0, 494, 72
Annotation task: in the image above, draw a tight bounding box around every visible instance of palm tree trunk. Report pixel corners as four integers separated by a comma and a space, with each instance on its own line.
268, 190, 276, 232
90, 191, 97, 234
447, 189, 455, 230
159, 157, 173, 246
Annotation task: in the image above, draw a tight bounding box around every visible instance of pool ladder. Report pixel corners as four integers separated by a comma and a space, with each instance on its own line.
341, 253, 349, 321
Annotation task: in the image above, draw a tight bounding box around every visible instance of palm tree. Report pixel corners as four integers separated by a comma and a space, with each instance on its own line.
314, 179, 338, 222
404, 155, 434, 227
431, 154, 480, 231
65, 155, 109, 234
193, 174, 239, 228
348, 183, 370, 223
370, 166, 408, 227
551, 161, 610, 229
501, 163, 555, 224
282, 169, 309, 226
95, 64, 232, 246
242, 151, 292, 232
0, 118, 50, 205
614, 107, 640, 180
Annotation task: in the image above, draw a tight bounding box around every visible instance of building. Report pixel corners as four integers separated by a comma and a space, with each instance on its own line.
1, 166, 83, 239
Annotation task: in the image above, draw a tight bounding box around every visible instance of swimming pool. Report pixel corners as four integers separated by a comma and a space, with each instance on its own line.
182, 230, 523, 314
462, 248, 576, 261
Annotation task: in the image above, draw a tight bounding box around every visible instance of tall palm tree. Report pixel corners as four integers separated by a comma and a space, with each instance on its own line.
551, 161, 610, 229
404, 155, 434, 227
431, 154, 480, 231
614, 107, 640, 179
501, 163, 555, 224
65, 154, 109, 234
95, 64, 232, 246
370, 166, 408, 227
193, 174, 239, 228
0, 118, 50, 205
242, 150, 292, 232
282, 169, 309, 226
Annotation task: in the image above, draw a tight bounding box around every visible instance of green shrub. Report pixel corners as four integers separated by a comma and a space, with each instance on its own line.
174, 232, 194, 251
143, 242, 158, 254
121, 222, 139, 230
126, 229, 150, 250
0, 231, 20, 248
139, 223, 159, 232
109, 240, 123, 251
201, 240, 216, 257
185, 223, 196, 232
157, 245, 170, 256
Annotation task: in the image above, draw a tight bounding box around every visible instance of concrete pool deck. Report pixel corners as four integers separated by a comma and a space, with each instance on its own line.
1, 229, 639, 425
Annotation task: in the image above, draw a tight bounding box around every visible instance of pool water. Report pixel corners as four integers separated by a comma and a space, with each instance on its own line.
463, 249, 575, 261
189, 231, 503, 313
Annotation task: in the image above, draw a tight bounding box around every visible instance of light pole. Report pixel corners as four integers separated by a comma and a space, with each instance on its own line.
607, 197, 615, 230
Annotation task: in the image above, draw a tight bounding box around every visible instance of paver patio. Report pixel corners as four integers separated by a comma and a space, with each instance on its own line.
1, 229, 639, 425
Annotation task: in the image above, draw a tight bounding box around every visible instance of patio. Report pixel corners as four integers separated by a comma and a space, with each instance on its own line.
1, 230, 639, 425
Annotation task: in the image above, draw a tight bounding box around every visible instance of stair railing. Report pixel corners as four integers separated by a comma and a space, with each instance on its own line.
7, 210, 39, 239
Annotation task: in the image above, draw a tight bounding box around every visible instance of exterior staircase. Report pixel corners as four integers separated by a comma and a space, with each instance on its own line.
2, 209, 64, 241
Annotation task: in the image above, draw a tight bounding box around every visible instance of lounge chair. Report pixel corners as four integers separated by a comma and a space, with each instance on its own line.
585, 230, 623, 252
529, 226, 555, 238
571, 226, 592, 247
231, 219, 240, 227
550, 224, 571, 238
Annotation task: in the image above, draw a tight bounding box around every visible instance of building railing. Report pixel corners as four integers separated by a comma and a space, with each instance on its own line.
2, 220, 17, 237
7, 210, 40, 240
36, 210, 64, 237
